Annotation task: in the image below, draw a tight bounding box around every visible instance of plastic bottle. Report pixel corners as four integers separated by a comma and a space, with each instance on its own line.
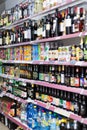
32, 105, 38, 130
41, 111, 49, 130
37, 107, 42, 130
27, 103, 33, 128
50, 113, 57, 130
20, 103, 27, 124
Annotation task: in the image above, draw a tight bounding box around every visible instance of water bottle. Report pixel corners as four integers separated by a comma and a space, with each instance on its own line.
32, 105, 38, 130
41, 111, 49, 130
48, 111, 52, 129
27, 103, 33, 128
20, 103, 27, 124
37, 107, 42, 130
50, 113, 57, 130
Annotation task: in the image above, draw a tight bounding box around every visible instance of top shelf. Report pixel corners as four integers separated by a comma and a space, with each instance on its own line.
0, 0, 87, 30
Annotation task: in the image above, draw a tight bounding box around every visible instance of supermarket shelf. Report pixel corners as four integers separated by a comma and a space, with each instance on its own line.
0, 74, 87, 95
0, 32, 86, 49
35, 100, 87, 125
0, 110, 31, 130
1, 60, 87, 67
5, 93, 28, 104
0, 0, 86, 30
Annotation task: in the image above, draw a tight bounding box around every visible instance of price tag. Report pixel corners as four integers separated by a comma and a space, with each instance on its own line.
80, 89, 84, 95
75, 61, 83, 66
70, 60, 76, 65
55, 37, 60, 40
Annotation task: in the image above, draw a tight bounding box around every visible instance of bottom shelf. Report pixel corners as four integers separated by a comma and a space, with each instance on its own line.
0, 110, 31, 130
35, 100, 87, 125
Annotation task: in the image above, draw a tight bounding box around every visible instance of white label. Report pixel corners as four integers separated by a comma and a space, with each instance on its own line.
65, 19, 71, 27
61, 74, 64, 83
46, 24, 50, 30
60, 22, 64, 32
34, 30, 37, 35
53, 19, 56, 32
18, 37, 20, 42
0, 38, 2, 45
28, 29, 31, 39
24, 30, 28, 39
43, 30, 46, 37
11, 35, 13, 42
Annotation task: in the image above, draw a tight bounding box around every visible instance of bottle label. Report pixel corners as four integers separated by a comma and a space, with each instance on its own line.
34, 30, 37, 35
36, 92, 39, 100
28, 29, 31, 39
66, 101, 71, 110
24, 30, 28, 39
18, 37, 21, 42
65, 19, 71, 27
70, 77, 75, 86
80, 77, 84, 87
57, 74, 61, 84
74, 103, 79, 112
53, 19, 56, 32
60, 22, 64, 32
50, 75, 56, 83
61, 74, 64, 84
43, 30, 46, 37
84, 78, 87, 88
75, 78, 80, 87
0, 38, 2, 45
46, 24, 50, 30
63, 100, 66, 109
84, 50, 87, 60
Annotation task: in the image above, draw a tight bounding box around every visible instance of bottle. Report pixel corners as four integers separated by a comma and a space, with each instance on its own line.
50, 65, 56, 83
42, 17, 46, 39
28, 20, 32, 41
46, 14, 51, 38
65, 7, 72, 35
20, 103, 27, 124
79, 95, 87, 118
50, 113, 57, 130
6, 31, 10, 45
67, 66, 71, 86
85, 11, 87, 31
84, 36, 87, 61
0, 32, 2, 46
32, 105, 38, 130
84, 68, 87, 89
70, 67, 75, 87
73, 7, 80, 33
71, 120, 81, 130
66, 119, 71, 130
59, 90, 64, 108
33, 21, 37, 40
37, 107, 42, 129
80, 67, 84, 88
79, 8, 85, 32
79, 37, 84, 61
75, 67, 80, 87
60, 11, 65, 36
23, 22, 29, 42
60, 119, 66, 130
52, 9, 60, 37
74, 93, 80, 115
66, 92, 71, 111
27, 103, 33, 128
61, 65, 65, 85
57, 66, 61, 84
41, 112, 49, 130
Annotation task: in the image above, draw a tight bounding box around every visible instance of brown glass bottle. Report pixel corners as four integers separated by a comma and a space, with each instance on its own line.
75, 67, 80, 87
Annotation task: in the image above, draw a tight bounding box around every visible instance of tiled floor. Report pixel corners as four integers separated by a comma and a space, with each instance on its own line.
0, 122, 9, 130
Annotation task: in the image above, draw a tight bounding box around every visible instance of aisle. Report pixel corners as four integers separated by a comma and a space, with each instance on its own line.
0, 122, 9, 130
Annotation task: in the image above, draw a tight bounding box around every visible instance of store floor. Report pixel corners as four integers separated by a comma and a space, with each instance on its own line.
0, 122, 9, 130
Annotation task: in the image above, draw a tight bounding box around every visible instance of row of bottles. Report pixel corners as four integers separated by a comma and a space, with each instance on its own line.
2, 64, 87, 89
0, 0, 76, 27
27, 103, 87, 130
1, 97, 87, 130
0, 114, 19, 130
0, 78, 35, 100
35, 85, 87, 118
1, 35, 87, 61
0, 6, 87, 45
